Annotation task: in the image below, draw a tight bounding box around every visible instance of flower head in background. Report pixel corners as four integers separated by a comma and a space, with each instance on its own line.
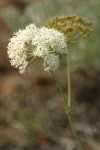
7, 24, 67, 74
44, 15, 92, 43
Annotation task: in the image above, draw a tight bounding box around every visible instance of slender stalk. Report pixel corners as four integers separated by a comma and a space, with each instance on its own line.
67, 49, 71, 112
67, 112, 85, 150
51, 49, 85, 149
66, 49, 85, 149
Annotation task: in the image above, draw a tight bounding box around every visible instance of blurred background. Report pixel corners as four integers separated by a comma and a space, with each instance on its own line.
0, 0, 100, 150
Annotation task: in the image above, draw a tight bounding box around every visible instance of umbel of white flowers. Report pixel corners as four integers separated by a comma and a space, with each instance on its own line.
7, 24, 68, 74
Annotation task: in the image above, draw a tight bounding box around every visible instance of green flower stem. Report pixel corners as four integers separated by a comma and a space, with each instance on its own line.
67, 112, 85, 150
67, 49, 71, 112
51, 49, 85, 149
66, 49, 85, 150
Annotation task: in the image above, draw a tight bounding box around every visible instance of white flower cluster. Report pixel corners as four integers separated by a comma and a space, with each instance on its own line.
7, 24, 68, 74
32, 27, 67, 57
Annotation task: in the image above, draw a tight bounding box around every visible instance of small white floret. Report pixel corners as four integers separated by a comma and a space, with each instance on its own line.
43, 54, 60, 71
